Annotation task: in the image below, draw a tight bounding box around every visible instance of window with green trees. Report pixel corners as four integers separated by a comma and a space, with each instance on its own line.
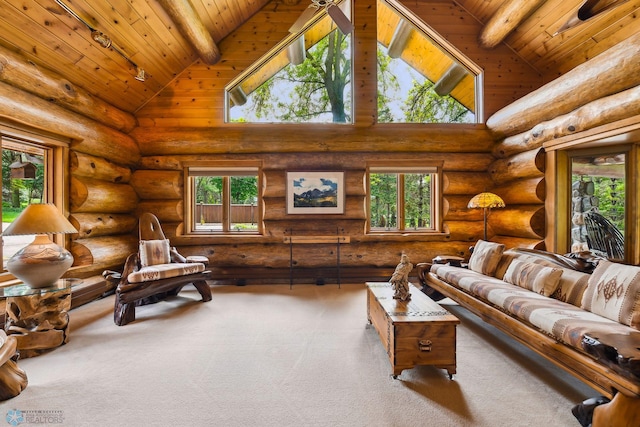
186, 165, 260, 234
226, 0, 481, 124
570, 150, 626, 261
368, 165, 440, 233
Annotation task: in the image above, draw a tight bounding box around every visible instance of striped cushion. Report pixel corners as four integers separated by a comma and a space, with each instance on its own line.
128, 263, 205, 283
468, 240, 504, 276
139, 239, 171, 267
503, 259, 562, 297
581, 261, 640, 329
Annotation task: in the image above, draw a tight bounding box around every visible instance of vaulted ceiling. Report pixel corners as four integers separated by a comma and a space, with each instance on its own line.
0, 0, 638, 115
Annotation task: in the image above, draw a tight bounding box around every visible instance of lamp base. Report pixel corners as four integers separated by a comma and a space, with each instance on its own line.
6, 235, 74, 288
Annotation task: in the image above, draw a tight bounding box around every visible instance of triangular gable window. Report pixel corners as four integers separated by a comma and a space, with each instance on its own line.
377, 0, 482, 123
226, 1, 353, 123
225, 0, 482, 124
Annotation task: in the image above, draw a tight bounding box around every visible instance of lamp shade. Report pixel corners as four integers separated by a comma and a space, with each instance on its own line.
2, 204, 77, 288
2, 203, 77, 236
467, 192, 506, 209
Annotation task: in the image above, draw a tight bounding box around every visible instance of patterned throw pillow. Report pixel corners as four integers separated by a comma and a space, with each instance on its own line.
503, 259, 563, 297
139, 239, 171, 267
468, 240, 505, 276
581, 260, 640, 329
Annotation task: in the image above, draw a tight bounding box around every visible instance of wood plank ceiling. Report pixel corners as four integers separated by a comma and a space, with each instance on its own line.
0, 0, 637, 115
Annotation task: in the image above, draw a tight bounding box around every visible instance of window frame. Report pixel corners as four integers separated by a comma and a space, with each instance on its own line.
184, 161, 263, 236
366, 162, 443, 234
0, 120, 69, 281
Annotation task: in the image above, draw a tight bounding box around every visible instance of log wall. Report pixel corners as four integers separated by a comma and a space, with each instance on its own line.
129, 141, 495, 280
486, 34, 640, 257
127, 0, 544, 281
0, 51, 140, 281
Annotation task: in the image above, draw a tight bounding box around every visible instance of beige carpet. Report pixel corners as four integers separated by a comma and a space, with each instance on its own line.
0, 284, 596, 426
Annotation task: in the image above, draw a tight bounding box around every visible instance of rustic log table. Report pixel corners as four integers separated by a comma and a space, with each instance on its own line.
2, 279, 80, 358
366, 282, 459, 379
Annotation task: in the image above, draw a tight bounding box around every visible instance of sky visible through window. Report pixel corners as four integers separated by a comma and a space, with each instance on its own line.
228, 42, 474, 124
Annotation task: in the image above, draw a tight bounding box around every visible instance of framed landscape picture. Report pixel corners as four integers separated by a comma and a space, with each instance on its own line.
286, 171, 345, 214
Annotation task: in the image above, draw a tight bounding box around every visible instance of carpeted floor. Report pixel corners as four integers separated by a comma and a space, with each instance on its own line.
0, 283, 596, 426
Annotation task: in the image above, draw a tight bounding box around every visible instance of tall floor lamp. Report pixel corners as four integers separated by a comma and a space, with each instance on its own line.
468, 192, 506, 241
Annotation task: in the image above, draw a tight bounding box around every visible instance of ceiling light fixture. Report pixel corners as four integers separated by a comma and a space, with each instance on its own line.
54, 0, 148, 82
289, 0, 353, 35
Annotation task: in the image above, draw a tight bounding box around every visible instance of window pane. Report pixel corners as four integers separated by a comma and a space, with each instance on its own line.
228, 29, 352, 123
403, 173, 432, 229
230, 176, 258, 232
194, 176, 222, 232
571, 153, 625, 260
2, 146, 45, 267
377, 0, 477, 123
370, 173, 397, 229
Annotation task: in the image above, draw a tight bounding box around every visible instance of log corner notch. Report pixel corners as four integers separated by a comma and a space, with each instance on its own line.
479, 0, 546, 49
156, 0, 221, 65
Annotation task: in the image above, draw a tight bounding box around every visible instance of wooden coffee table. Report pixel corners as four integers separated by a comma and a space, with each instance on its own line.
366, 282, 459, 379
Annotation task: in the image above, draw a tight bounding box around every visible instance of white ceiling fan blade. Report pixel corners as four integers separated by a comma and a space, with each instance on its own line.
327, 3, 353, 34
289, 5, 318, 33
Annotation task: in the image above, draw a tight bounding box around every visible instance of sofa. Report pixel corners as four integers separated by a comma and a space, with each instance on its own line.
422, 240, 640, 426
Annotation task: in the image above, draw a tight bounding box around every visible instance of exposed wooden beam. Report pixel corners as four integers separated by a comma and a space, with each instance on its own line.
486, 31, 640, 137
479, 0, 546, 49
433, 64, 468, 96
156, 0, 221, 65
0, 45, 137, 132
287, 36, 306, 65
556, 0, 631, 34
387, 19, 413, 58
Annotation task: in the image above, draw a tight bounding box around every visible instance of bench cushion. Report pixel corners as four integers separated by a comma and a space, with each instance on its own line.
128, 262, 205, 283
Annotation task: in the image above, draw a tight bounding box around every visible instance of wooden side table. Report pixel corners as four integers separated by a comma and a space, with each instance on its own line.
1, 279, 80, 358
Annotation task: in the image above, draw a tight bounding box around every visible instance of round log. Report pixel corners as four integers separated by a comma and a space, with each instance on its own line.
0, 45, 137, 132
491, 235, 545, 251
156, 0, 221, 65
70, 235, 137, 268
488, 205, 545, 239
70, 177, 139, 213
137, 200, 184, 222
131, 125, 495, 155
69, 213, 137, 239
488, 149, 545, 185
139, 156, 184, 170
480, 0, 546, 49
443, 195, 484, 221
443, 172, 494, 195
130, 170, 183, 200
493, 178, 545, 205
0, 81, 140, 167
70, 152, 132, 183
445, 220, 486, 242
493, 84, 640, 158
486, 32, 640, 137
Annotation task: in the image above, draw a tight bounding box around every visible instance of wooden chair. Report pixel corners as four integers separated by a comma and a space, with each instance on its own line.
111, 213, 212, 326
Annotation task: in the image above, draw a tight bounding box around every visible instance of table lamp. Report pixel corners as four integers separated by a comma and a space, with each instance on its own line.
468, 192, 506, 241
2, 203, 77, 288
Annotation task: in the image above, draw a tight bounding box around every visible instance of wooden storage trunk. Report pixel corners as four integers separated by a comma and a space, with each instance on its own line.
366, 282, 459, 379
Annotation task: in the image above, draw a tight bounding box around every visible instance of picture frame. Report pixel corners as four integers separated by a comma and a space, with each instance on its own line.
286, 171, 345, 214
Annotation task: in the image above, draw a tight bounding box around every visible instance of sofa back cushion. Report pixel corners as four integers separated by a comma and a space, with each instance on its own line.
503, 259, 563, 296
581, 260, 640, 329
139, 239, 171, 267
468, 240, 505, 276
550, 268, 590, 307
